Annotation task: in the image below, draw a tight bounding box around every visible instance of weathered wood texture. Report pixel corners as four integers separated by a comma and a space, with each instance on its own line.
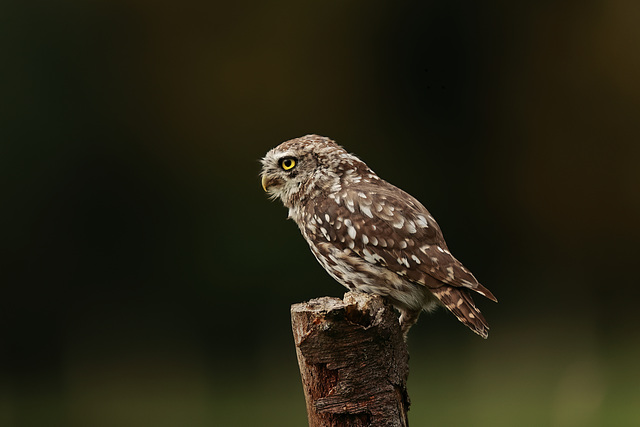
291, 292, 410, 427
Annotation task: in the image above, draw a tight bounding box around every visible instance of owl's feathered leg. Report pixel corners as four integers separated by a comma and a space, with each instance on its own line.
398, 308, 421, 340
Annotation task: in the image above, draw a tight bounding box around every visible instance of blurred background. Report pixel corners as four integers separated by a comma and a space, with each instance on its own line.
2, 0, 639, 426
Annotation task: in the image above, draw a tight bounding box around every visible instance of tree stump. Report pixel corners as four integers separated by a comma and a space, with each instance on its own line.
291, 292, 410, 427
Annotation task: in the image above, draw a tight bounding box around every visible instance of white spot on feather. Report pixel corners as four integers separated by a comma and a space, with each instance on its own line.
416, 215, 429, 228
392, 217, 405, 229
397, 257, 410, 268
347, 226, 357, 240
320, 227, 328, 235
346, 201, 355, 213
362, 248, 384, 264
446, 266, 455, 279
360, 205, 373, 218
411, 255, 421, 264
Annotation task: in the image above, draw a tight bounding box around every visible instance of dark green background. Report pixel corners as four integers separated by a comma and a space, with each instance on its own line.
2, 1, 639, 426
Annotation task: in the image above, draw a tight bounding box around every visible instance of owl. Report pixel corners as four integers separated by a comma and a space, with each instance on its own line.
260, 134, 497, 338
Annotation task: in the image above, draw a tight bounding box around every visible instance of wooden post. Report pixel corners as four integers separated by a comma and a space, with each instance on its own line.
291, 291, 410, 427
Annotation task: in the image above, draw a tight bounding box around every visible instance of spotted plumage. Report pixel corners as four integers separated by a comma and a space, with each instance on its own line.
261, 134, 497, 338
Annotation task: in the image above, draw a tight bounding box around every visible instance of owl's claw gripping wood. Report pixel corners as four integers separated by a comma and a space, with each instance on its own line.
261, 134, 497, 338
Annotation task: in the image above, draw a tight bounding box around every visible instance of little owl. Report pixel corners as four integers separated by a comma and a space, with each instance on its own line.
260, 134, 497, 338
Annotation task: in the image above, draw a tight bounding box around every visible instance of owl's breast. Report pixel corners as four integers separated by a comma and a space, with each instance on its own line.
305, 239, 432, 312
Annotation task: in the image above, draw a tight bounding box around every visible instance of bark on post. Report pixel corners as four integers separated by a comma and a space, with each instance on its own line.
291, 291, 410, 427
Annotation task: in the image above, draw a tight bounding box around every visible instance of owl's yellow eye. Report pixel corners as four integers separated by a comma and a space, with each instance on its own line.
280, 157, 296, 171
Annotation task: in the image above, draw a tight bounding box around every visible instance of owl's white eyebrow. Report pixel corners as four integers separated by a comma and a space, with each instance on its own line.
276, 151, 296, 159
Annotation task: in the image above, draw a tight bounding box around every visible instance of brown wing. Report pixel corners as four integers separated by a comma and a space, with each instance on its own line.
311, 179, 497, 302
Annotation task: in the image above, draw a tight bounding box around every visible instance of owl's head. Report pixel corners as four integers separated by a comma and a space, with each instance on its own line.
260, 134, 358, 207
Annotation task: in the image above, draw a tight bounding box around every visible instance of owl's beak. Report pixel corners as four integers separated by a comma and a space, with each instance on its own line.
261, 174, 284, 192
261, 175, 274, 192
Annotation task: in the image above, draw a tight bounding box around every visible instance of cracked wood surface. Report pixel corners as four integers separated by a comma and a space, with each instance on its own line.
291, 292, 410, 427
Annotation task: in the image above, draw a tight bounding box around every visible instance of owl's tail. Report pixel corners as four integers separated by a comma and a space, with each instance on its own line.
430, 287, 490, 339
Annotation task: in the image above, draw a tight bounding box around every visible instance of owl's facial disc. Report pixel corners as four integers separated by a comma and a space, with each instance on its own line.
260, 153, 300, 202
261, 143, 319, 207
